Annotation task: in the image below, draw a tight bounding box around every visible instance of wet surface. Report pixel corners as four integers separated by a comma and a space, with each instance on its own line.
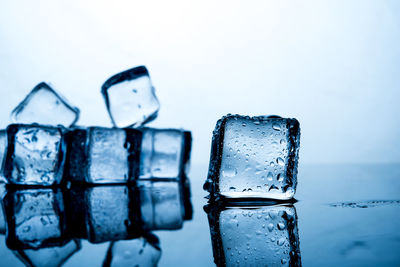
0, 163, 399, 266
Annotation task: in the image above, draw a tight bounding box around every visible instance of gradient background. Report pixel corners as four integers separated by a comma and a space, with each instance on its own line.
1, 0, 399, 166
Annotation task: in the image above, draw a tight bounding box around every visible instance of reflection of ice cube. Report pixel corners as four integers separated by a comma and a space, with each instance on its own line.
138, 180, 184, 230
205, 204, 301, 267
4, 124, 66, 186
103, 234, 161, 267
14, 239, 81, 267
10, 82, 80, 127
140, 128, 192, 179
101, 66, 160, 128
205, 115, 300, 200
0, 130, 7, 183
65, 127, 142, 184
84, 186, 135, 243
3, 189, 67, 249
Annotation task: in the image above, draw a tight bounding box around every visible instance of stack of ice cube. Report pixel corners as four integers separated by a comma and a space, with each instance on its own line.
0, 65, 192, 186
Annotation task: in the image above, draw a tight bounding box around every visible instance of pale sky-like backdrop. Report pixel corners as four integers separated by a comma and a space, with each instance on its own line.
0, 0, 399, 166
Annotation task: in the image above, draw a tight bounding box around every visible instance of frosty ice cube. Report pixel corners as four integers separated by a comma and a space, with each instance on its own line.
14, 239, 81, 267
140, 128, 192, 179
103, 234, 161, 267
11, 82, 80, 127
0, 130, 7, 183
204, 115, 300, 200
205, 204, 301, 267
138, 180, 185, 230
82, 186, 139, 243
101, 66, 160, 127
65, 127, 142, 184
3, 189, 68, 249
4, 124, 66, 186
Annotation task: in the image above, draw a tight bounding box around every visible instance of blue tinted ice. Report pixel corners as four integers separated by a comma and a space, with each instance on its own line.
84, 186, 133, 243
101, 66, 160, 128
3, 189, 67, 249
138, 180, 184, 230
104, 235, 161, 267
140, 128, 191, 179
205, 115, 300, 200
206, 204, 301, 267
66, 127, 142, 184
11, 82, 80, 127
4, 124, 66, 186
14, 239, 81, 267
0, 130, 7, 183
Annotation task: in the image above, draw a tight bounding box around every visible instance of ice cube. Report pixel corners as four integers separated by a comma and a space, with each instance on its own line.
205, 204, 301, 267
82, 186, 139, 243
65, 127, 142, 184
13, 239, 81, 267
4, 124, 66, 186
204, 115, 300, 200
0, 130, 7, 183
101, 66, 160, 128
139, 128, 192, 179
138, 180, 185, 230
11, 82, 80, 127
103, 234, 161, 267
3, 188, 68, 249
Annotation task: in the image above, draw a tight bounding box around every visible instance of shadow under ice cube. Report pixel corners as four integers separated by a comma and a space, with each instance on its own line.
101, 66, 160, 128
205, 204, 301, 267
65, 127, 142, 184
4, 124, 66, 186
205, 115, 300, 200
10, 82, 80, 127
3, 189, 68, 250
140, 128, 192, 179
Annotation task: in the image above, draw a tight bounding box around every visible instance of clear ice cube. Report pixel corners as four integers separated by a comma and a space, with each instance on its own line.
205, 204, 301, 267
3, 189, 67, 249
11, 82, 80, 127
4, 124, 66, 186
103, 235, 161, 267
138, 180, 184, 230
14, 239, 81, 267
84, 186, 135, 243
0, 130, 7, 183
204, 115, 300, 200
101, 66, 160, 128
140, 128, 192, 179
65, 127, 142, 184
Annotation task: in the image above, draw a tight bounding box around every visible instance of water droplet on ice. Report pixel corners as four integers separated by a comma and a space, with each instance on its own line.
267, 223, 274, 232
277, 223, 286, 230
272, 124, 281, 131
277, 157, 285, 166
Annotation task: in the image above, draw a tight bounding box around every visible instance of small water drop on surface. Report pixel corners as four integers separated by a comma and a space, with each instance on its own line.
277, 238, 286, 246
272, 124, 281, 131
267, 223, 274, 232
267, 172, 274, 181
242, 122, 246, 127
277, 157, 285, 166
270, 162, 275, 167
281, 259, 287, 264
277, 223, 286, 230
